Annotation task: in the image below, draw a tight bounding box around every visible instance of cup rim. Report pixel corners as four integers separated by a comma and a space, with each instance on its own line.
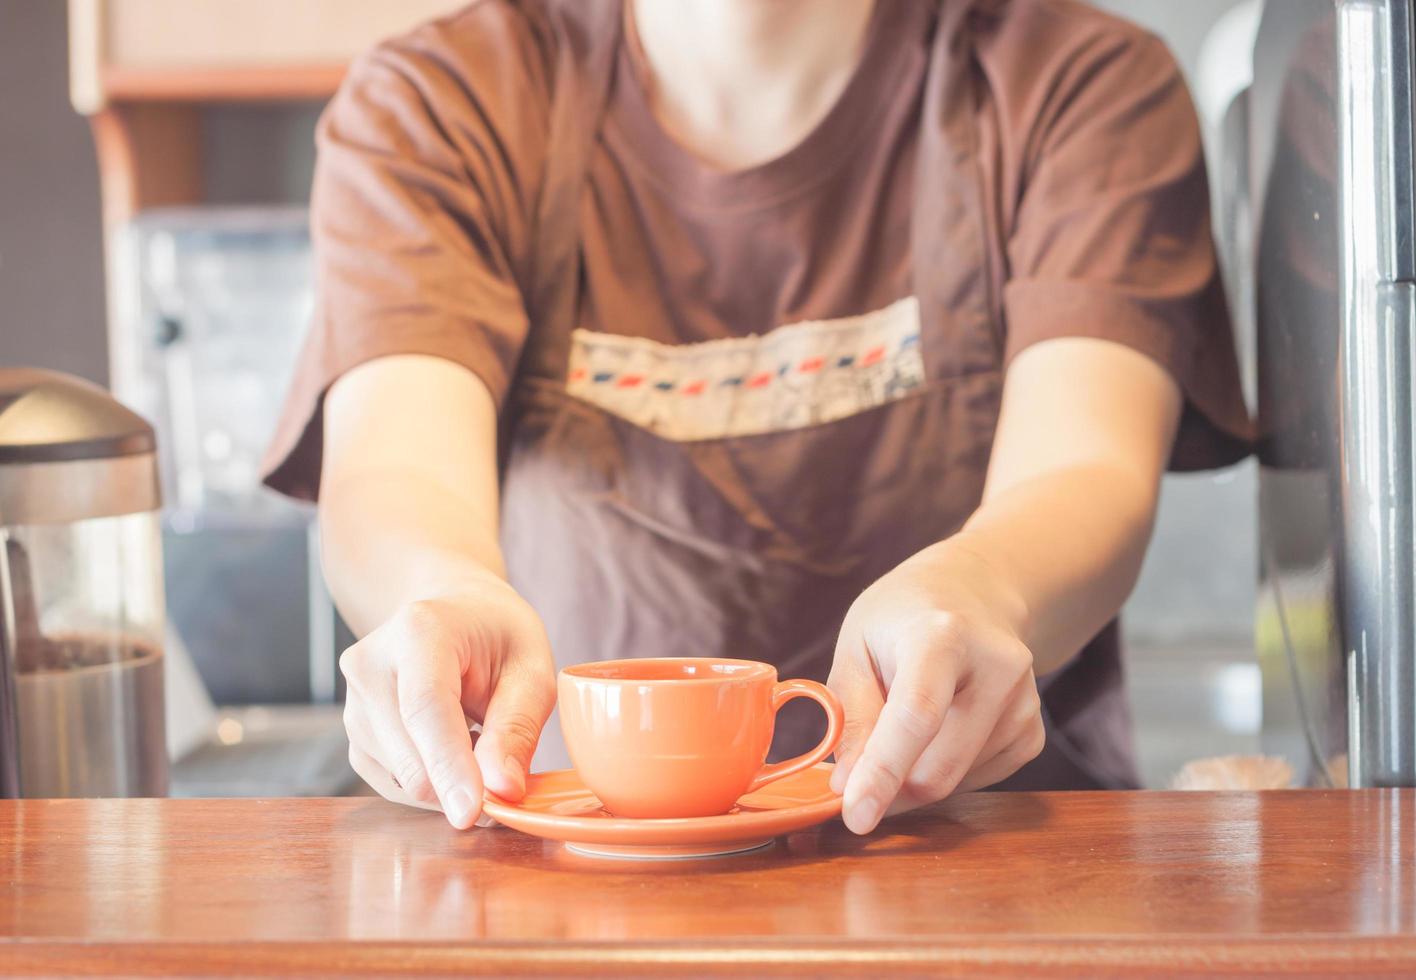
560, 657, 775, 685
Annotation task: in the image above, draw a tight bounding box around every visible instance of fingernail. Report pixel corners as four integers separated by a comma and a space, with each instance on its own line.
503, 755, 525, 797
844, 789, 884, 836
446, 786, 477, 828
477, 754, 522, 800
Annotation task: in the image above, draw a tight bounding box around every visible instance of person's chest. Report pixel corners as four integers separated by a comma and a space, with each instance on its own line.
562, 23, 930, 440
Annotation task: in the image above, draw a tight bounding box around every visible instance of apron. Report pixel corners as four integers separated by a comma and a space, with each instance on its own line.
499, 0, 1138, 789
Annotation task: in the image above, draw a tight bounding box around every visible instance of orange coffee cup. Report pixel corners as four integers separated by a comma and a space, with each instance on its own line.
557, 657, 844, 819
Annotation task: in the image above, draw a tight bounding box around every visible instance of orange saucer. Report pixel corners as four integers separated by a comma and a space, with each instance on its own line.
482, 763, 842, 860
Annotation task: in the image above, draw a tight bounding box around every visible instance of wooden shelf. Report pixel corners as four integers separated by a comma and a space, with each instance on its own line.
67, 0, 466, 384
68, 0, 468, 216
69, 0, 464, 113
100, 64, 347, 104
88, 103, 201, 227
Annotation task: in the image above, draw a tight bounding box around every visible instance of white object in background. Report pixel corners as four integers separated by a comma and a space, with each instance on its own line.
1194, 0, 1264, 141
1195, 0, 1263, 240
1170, 754, 1294, 790
1195, 0, 1264, 409
1195, 0, 1263, 202
162, 623, 216, 761
1213, 662, 1263, 735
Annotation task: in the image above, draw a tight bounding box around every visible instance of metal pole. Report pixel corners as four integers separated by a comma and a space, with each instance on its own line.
1337, 0, 1416, 787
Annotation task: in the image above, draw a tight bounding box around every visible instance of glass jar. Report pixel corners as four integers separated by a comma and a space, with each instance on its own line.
0, 368, 168, 797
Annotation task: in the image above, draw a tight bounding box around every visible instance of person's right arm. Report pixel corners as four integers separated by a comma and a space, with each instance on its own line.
320, 353, 555, 829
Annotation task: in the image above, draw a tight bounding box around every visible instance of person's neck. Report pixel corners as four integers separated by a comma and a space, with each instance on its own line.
629, 0, 876, 171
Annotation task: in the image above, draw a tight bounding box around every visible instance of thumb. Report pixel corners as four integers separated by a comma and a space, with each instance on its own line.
827, 655, 884, 795
474, 660, 555, 801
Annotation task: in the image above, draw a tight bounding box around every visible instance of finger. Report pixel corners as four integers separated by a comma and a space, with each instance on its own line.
955, 724, 1046, 795
345, 677, 445, 807
954, 694, 1045, 795
369, 700, 444, 807
967, 674, 1041, 766
887, 656, 1035, 816
466, 728, 499, 827
826, 655, 885, 795
348, 741, 396, 797
885, 664, 1037, 815
398, 652, 485, 830
474, 653, 556, 801
352, 742, 495, 825
347, 744, 440, 812
341, 641, 442, 807
842, 634, 958, 835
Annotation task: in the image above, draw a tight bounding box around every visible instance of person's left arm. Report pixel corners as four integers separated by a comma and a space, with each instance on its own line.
828, 334, 1180, 834
828, 22, 1252, 833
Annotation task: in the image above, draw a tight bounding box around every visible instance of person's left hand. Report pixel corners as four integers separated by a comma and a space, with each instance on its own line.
827, 543, 1045, 834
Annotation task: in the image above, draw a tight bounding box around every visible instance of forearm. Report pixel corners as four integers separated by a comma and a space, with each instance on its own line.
318, 360, 552, 823
831, 339, 1177, 825
319, 354, 507, 638
830, 443, 1162, 828
942, 461, 1158, 675
320, 470, 506, 637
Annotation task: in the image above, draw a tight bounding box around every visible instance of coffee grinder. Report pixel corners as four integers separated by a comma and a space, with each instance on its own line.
0, 368, 168, 797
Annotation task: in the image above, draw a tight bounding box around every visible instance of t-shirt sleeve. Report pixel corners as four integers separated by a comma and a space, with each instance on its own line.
262, 22, 544, 502
1001, 29, 1252, 471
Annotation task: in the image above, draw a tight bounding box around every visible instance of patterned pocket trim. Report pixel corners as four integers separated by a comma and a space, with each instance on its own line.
565, 296, 925, 441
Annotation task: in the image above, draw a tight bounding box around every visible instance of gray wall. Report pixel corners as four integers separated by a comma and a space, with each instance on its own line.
0, 1, 107, 383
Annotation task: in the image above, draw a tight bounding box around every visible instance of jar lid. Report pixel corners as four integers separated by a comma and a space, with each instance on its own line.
0, 368, 156, 464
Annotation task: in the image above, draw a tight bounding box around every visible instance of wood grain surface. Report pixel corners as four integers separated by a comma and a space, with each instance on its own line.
2, 790, 1412, 976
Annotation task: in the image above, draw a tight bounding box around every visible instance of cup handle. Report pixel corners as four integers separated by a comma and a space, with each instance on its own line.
746, 679, 845, 794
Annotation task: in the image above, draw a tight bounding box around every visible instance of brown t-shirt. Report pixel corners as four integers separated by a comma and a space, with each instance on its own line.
264, 0, 1251, 787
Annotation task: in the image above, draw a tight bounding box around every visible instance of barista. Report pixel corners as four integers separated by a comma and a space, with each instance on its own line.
265, 0, 1250, 832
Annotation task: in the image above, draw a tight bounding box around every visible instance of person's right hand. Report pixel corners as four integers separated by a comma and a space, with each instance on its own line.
339, 577, 556, 829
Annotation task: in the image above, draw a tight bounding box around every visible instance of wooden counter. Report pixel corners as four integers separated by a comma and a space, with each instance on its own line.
2, 790, 1412, 976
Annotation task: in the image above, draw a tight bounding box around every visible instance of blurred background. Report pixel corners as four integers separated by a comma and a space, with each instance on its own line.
1, 0, 1265, 793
